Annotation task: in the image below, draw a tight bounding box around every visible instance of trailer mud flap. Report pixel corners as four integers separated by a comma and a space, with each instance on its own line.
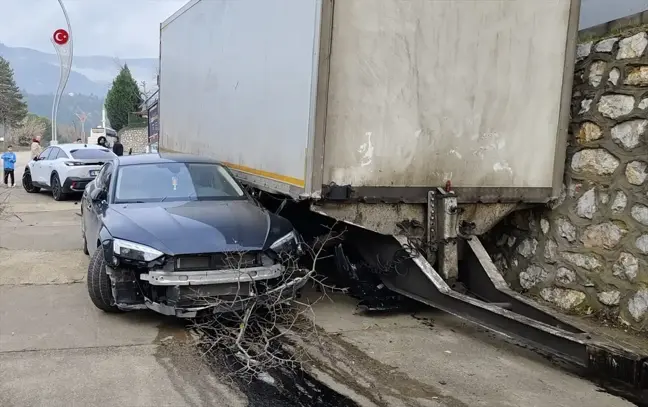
378, 235, 648, 406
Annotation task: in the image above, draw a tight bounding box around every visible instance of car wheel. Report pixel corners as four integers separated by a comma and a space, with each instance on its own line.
87, 247, 121, 313
22, 170, 40, 193
51, 174, 66, 201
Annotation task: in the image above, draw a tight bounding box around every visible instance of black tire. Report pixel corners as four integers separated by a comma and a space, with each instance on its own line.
51, 174, 66, 201
22, 170, 40, 193
87, 248, 121, 313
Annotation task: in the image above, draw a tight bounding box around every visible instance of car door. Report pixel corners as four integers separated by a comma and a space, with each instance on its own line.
32, 147, 53, 185
85, 162, 113, 255
42, 147, 62, 186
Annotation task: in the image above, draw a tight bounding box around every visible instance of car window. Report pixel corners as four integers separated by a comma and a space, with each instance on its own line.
70, 148, 116, 160
96, 163, 113, 189
45, 148, 59, 160
114, 162, 246, 203
55, 149, 69, 159
38, 147, 51, 160
47, 147, 60, 160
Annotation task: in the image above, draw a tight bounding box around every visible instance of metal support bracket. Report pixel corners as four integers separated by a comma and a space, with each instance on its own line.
379, 235, 648, 405
427, 188, 459, 282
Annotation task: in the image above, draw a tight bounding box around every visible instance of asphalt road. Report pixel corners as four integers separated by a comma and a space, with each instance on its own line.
0, 150, 635, 407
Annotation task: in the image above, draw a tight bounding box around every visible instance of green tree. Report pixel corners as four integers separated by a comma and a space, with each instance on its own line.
0, 56, 28, 130
104, 65, 142, 132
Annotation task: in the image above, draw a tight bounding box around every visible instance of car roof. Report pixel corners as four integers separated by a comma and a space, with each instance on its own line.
55, 143, 111, 153
116, 153, 221, 166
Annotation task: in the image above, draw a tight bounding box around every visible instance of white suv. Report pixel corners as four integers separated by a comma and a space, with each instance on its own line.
22, 143, 117, 201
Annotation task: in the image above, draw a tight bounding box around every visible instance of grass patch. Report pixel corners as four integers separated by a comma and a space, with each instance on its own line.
579, 23, 648, 44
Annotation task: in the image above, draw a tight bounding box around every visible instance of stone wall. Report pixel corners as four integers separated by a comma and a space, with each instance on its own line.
117, 127, 148, 155
485, 29, 648, 331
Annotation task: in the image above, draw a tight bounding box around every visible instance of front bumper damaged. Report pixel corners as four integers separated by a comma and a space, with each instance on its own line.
140, 264, 284, 286
107, 264, 308, 318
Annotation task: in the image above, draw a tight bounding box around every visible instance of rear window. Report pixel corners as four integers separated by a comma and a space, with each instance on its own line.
70, 148, 116, 160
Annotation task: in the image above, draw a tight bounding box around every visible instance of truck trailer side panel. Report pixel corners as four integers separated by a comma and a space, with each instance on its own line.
158, 0, 323, 196
320, 0, 579, 202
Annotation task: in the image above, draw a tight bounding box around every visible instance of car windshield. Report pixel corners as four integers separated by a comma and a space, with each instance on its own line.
70, 148, 116, 160
114, 162, 246, 203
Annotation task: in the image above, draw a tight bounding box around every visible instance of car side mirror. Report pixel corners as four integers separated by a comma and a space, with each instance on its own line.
90, 188, 106, 202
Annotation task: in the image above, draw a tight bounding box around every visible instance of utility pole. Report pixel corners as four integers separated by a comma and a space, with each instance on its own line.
102, 105, 107, 128
75, 111, 87, 142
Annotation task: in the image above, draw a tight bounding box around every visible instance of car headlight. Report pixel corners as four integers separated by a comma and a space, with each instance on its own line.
270, 231, 301, 254
113, 238, 164, 262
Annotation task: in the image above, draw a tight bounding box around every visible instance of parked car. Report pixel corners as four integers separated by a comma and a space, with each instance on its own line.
22, 143, 117, 201
81, 153, 305, 318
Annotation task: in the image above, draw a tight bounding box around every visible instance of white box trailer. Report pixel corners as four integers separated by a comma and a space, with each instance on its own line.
159, 0, 577, 204
157, 1, 648, 399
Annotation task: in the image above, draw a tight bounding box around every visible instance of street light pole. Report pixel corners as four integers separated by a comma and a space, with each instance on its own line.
50, 0, 73, 146
75, 111, 87, 143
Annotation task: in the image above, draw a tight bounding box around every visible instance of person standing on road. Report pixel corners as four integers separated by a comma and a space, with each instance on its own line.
30, 136, 42, 160
1, 145, 17, 188
97, 136, 107, 148
112, 137, 124, 156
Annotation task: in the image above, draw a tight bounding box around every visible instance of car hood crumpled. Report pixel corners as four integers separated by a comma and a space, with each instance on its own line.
104, 200, 273, 255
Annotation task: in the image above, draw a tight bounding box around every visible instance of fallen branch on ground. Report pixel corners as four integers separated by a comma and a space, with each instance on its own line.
191, 224, 348, 381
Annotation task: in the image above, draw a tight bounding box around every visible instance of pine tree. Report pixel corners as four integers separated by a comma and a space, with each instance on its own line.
0, 56, 28, 129
104, 65, 143, 132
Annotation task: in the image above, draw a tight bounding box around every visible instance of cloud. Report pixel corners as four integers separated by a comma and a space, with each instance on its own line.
0, 0, 185, 57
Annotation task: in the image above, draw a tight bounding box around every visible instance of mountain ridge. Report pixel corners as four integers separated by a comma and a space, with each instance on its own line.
0, 42, 157, 96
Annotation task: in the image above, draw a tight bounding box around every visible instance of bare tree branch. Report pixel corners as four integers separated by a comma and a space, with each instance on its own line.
191, 224, 348, 382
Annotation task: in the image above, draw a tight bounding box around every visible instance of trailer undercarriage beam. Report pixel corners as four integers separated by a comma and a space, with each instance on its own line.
378, 235, 647, 405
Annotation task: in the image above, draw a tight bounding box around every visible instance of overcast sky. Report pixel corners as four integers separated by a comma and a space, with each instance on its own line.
0, 0, 647, 58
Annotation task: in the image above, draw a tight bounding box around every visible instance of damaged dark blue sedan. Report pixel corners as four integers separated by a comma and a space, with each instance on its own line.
81, 153, 305, 318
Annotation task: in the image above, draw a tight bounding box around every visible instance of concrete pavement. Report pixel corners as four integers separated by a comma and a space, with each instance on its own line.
0, 151, 246, 407
301, 292, 634, 407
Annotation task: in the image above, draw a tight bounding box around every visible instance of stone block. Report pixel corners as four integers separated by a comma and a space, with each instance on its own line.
540, 287, 586, 311
575, 187, 597, 219
611, 119, 647, 150
598, 94, 635, 118
561, 252, 603, 272
577, 122, 603, 143
628, 289, 648, 322
598, 290, 621, 306
608, 67, 620, 85
595, 37, 618, 53
610, 190, 628, 213
588, 61, 606, 87
556, 217, 577, 242
613, 252, 639, 281
625, 161, 648, 185
519, 265, 548, 290
580, 222, 627, 250
570, 148, 620, 176
555, 267, 576, 285
617, 32, 648, 59
624, 65, 648, 86
631, 204, 648, 226
576, 41, 592, 60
